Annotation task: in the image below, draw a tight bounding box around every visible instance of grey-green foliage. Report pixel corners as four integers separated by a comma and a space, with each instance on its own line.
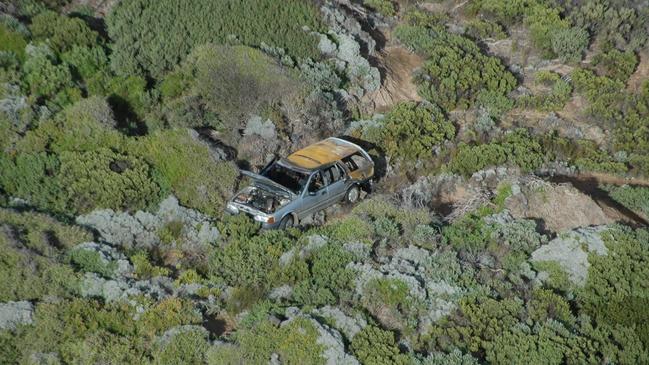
156, 44, 303, 132
395, 25, 516, 110
107, 0, 324, 78
551, 27, 589, 63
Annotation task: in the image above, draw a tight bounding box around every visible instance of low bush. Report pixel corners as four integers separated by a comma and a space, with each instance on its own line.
58, 148, 165, 214
107, 0, 324, 78
517, 71, 572, 111
131, 129, 237, 217
603, 185, 649, 216
225, 316, 325, 364
292, 243, 355, 306
69, 249, 116, 278
156, 44, 303, 133
380, 102, 455, 162
395, 25, 516, 110
551, 27, 589, 63
592, 49, 638, 82
0, 24, 27, 62
30, 11, 100, 54
131, 252, 170, 279
448, 129, 545, 175
364, 0, 396, 17
351, 325, 410, 365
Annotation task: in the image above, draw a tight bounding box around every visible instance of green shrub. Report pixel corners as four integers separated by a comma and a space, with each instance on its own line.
592, 49, 638, 82
351, 325, 410, 365
379, 102, 455, 162
569, 0, 648, 51
21, 96, 123, 154
131, 129, 237, 217
551, 27, 589, 63
152, 328, 209, 365
209, 230, 293, 289
30, 11, 100, 54
70, 249, 116, 278
324, 215, 374, 244
448, 129, 545, 175
0, 235, 80, 302
443, 213, 493, 253
571, 68, 625, 122
395, 25, 516, 110
0, 24, 27, 62
0, 152, 68, 214
230, 316, 325, 364
364, 0, 396, 17
58, 148, 165, 214
292, 243, 355, 306
603, 185, 649, 216
517, 71, 572, 111
131, 252, 170, 279
22, 46, 79, 107
61, 45, 109, 81
465, 19, 507, 40
156, 44, 303, 132
525, 4, 570, 58
0, 208, 91, 252
468, 0, 571, 57
107, 0, 323, 78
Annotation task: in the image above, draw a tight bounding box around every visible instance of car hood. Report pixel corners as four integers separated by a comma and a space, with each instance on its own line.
240, 170, 296, 199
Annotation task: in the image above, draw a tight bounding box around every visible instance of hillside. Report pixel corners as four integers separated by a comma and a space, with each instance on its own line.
1, 0, 649, 364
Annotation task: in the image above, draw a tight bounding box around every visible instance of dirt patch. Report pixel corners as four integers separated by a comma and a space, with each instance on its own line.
546, 174, 649, 227
506, 180, 614, 233
363, 45, 424, 112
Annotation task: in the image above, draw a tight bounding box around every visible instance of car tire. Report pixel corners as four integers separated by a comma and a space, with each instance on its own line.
279, 214, 294, 229
345, 185, 360, 204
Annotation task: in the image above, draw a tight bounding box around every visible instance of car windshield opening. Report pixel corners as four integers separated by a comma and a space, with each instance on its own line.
263, 162, 308, 194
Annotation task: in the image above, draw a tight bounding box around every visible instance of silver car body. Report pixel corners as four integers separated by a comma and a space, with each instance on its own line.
225, 137, 374, 228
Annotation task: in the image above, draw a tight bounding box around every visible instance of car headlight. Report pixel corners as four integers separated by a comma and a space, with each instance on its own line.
254, 215, 275, 224
226, 202, 239, 213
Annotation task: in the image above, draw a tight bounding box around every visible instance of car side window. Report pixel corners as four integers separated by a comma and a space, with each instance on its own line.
331, 164, 343, 182
308, 171, 324, 192
322, 167, 333, 186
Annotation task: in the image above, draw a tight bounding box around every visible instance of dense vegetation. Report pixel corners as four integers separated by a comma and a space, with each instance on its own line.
1, 0, 649, 363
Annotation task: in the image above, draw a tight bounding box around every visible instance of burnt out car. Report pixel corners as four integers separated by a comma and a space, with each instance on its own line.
226, 137, 374, 228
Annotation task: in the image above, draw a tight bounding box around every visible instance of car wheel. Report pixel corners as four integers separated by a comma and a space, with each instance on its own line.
279, 214, 294, 229
345, 185, 360, 204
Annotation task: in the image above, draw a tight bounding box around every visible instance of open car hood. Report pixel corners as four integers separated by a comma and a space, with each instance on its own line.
240, 170, 296, 198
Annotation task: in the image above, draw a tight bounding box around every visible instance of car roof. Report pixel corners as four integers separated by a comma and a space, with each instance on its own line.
286, 137, 360, 170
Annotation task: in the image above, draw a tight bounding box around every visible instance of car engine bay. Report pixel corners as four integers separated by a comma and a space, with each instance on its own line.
232, 186, 290, 214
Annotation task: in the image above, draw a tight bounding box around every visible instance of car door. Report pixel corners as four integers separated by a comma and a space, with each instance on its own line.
323, 163, 347, 204
297, 170, 329, 219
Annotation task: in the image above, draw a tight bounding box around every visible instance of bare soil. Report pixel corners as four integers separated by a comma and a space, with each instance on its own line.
363, 45, 424, 112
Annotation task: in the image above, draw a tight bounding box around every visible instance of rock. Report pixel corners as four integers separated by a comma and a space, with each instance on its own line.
71, 242, 134, 278
76, 195, 219, 250
269, 285, 293, 301
243, 115, 276, 140
299, 235, 328, 258
0, 301, 33, 330
531, 226, 609, 286
506, 181, 612, 233
312, 306, 367, 340
79, 273, 130, 302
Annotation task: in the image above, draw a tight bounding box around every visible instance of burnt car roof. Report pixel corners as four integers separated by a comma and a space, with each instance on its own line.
285, 137, 364, 170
